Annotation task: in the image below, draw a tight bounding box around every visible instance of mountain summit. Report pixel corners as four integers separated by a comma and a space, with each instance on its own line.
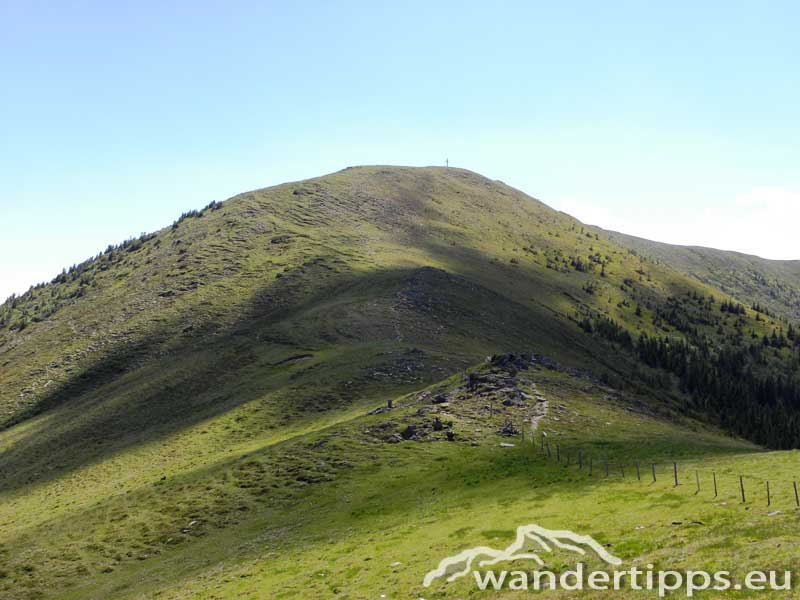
2, 166, 800, 598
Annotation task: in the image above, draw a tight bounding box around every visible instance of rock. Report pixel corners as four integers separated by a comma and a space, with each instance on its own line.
490, 353, 531, 371
531, 354, 560, 370
768, 511, 783, 517
498, 420, 520, 436
432, 417, 444, 431
446, 430, 456, 441
432, 393, 448, 404
401, 425, 417, 440
499, 442, 515, 448
467, 373, 487, 391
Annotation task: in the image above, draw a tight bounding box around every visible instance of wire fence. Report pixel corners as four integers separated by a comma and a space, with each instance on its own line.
523, 431, 799, 509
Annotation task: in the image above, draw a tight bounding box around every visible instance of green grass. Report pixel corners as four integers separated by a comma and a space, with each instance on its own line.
1, 166, 799, 599
3, 361, 795, 599
606, 229, 800, 322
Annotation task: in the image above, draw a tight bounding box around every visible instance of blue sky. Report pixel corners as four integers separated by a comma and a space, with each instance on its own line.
2, 1, 799, 301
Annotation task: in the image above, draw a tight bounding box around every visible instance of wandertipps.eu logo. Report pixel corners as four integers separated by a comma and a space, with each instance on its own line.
422, 523, 792, 596
423, 523, 621, 589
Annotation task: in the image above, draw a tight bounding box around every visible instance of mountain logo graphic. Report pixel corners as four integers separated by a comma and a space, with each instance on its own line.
423, 523, 622, 587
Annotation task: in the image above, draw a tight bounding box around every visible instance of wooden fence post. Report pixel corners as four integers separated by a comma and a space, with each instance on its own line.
578, 449, 583, 469
695, 470, 700, 493
636, 462, 641, 481
713, 471, 718, 498
556, 444, 560, 462
673, 462, 679, 487
766, 481, 771, 507
794, 481, 799, 508
652, 463, 657, 483
740, 476, 746, 503
620, 465, 625, 478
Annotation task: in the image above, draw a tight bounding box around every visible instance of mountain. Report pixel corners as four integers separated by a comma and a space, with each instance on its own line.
1, 166, 799, 599
605, 230, 800, 321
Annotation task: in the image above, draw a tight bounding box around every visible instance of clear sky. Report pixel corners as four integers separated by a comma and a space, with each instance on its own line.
2, 1, 799, 301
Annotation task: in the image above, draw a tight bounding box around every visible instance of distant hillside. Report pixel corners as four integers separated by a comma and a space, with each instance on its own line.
605, 230, 800, 321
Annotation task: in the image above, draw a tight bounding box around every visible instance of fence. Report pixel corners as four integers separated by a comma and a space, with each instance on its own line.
528, 432, 798, 509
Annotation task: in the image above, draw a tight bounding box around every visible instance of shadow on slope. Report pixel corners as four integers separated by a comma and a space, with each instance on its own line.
0, 265, 593, 493
0, 364, 758, 600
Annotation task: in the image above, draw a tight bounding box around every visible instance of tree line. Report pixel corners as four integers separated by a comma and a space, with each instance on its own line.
583, 313, 800, 448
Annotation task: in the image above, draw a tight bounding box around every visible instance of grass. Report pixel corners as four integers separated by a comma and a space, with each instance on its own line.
1, 166, 799, 598
3, 361, 796, 599
606, 229, 800, 322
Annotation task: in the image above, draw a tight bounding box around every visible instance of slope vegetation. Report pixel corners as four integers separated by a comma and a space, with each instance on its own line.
1, 166, 799, 598
606, 230, 800, 321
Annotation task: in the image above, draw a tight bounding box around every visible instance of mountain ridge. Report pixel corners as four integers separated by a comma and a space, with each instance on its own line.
2, 165, 796, 438
604, 228, 800, 320
3, 165, 800, 599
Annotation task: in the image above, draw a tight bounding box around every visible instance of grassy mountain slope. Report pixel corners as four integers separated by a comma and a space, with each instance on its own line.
1, 167, 782, 434
605, 230, 800, 321
5, 354, 799, 600
1, 166, 799, 598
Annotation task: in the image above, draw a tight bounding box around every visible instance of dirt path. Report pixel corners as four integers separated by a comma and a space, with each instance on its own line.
529, 383, 549, 434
